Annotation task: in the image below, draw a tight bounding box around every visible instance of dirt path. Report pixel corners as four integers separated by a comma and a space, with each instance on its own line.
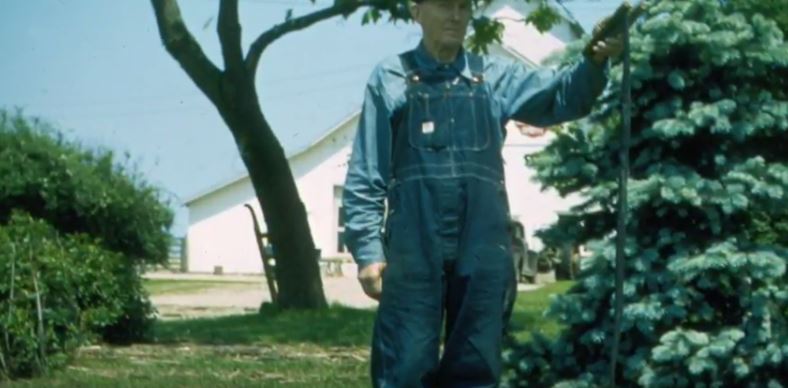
146, 272, 543, 320
148, 275, 378, 320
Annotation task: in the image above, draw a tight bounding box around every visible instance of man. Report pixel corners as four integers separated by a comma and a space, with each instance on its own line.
343, 0, 623, 386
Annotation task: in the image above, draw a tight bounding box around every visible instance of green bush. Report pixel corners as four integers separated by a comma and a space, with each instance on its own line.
0, 211, 127, 378
504, 0, 788, 386
0, 111, 172, 379
0, 110, 173, 265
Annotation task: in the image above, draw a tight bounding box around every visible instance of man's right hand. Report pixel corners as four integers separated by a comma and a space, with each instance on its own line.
358, 262, 387, 301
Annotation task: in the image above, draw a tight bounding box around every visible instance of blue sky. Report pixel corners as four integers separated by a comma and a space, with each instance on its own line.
0, 0, 619, 236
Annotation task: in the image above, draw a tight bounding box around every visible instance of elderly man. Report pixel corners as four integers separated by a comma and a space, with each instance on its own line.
343, 0, 622, 386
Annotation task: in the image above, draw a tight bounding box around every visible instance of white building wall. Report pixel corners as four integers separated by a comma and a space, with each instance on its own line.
290, 116, 357, 260
186, 177, 263, 273
186, 117, 358, 274
501, 124, 579, 251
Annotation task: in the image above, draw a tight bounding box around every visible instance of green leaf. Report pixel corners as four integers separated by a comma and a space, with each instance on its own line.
667, 70, 686, 90
524, 3, 562, 33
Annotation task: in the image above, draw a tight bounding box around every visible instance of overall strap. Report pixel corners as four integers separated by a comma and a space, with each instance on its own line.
467, 52, 485, 84
398, 51, 421, 84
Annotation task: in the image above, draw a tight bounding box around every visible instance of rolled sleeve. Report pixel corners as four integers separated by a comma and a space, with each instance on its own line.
500, 56, 608, 127
342, 74, 392, 269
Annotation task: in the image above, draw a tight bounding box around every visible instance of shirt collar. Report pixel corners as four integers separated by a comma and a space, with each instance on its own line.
412, 40, 475, 81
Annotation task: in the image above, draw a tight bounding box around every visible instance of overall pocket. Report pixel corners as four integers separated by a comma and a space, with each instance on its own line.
406, 88, 447, 150
406, 82, 494, 151
449, 86, 494, 151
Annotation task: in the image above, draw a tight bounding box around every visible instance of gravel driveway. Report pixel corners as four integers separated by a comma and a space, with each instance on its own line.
145, 272, 543, 320
146, 273, 378, 320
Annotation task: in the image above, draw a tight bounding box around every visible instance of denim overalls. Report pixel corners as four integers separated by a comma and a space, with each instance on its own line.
371, 51, 514, 387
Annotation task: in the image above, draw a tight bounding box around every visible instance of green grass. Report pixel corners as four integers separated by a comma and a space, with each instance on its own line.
7, 344, 369, 387
508, 281, 574, 342
152, 304, 376, 347
7, 282, 574, 387
143, 279, 258, 295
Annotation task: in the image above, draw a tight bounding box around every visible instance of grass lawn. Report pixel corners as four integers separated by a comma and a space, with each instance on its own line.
7, 281, 574, 387
143, 279, 258, 295
508, 281, 574, 342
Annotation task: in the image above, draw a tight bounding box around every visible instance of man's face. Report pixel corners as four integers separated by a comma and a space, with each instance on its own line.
411, 0, 472, 49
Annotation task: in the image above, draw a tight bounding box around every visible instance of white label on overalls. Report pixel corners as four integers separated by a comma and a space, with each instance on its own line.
422, 121, 435, 134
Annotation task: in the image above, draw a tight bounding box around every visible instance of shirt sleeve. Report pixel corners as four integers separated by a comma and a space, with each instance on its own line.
499, 56, 608, 127
341, 73, 392, 269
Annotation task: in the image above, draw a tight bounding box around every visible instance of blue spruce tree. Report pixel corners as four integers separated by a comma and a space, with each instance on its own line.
504, 0, 788, 386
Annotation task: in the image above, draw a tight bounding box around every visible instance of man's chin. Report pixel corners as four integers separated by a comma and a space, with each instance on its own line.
439, 37, 465, 49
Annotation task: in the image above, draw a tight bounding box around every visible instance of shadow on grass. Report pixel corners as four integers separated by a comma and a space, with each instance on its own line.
151, 304, 376, 347
150, 282, 573, 348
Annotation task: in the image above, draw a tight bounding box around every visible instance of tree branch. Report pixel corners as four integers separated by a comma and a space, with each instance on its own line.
245, 0, 377, 78
151, 0, 223, 104
218, 0, 245, 76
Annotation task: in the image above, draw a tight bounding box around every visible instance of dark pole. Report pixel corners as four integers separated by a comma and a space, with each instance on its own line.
584, 2, 643, 385
611, 4, 633, 387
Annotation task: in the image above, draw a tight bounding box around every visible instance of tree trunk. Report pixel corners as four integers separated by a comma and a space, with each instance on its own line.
244, 129, 327, 309
218, 76, 327, 309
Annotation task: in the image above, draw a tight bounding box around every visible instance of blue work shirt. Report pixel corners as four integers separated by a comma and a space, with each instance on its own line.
343, 42, 607, 269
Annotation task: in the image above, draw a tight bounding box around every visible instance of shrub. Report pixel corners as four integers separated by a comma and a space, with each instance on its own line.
0, 110, 173, 265
0, 211, 126, 378
0, 110, 172, 379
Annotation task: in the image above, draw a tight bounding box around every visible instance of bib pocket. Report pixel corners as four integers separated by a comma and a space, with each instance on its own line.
406, 82, 494, 151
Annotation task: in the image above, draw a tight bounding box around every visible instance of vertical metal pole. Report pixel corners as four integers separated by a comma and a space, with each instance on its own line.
610, 6, 632, 387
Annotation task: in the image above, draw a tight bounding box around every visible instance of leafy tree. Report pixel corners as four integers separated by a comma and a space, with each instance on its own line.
504, 0, 788, 386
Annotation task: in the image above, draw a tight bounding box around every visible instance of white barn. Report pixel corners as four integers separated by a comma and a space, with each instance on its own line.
183, 0, 585, 275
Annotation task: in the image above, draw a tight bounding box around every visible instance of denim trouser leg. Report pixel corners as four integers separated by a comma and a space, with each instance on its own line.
371, 256, 444, 388
437, 245, 511, 388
